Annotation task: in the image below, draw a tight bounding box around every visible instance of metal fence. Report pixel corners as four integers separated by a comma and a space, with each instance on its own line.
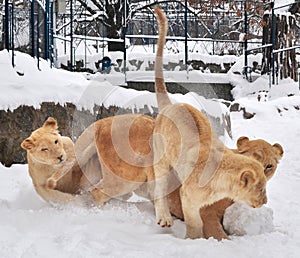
1, 0, 299, 83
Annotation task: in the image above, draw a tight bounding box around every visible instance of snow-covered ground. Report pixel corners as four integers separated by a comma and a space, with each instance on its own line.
1, 49, 300, 257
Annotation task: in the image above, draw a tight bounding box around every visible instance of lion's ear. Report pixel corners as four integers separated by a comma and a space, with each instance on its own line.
273, 143, 283, 158
253, 150, 264, 161
240, 170, 255, 187
21, 138, 35, 150
237, 136, 249, 152
43, 117, 58, 130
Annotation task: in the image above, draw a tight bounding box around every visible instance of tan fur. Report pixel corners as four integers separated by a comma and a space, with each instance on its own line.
48, 114, 156, 207
22, 115, 155, 207
168, 136, 284, 240
21, 117, 85, 205
23, 116, 281, 240
153, 7, 268, 239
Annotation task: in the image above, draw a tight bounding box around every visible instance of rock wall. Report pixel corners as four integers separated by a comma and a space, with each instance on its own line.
0, 102, 152, 167
0, 102, 231, 167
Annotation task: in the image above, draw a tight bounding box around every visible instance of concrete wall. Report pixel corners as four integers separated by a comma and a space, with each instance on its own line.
126, 81, 233, 101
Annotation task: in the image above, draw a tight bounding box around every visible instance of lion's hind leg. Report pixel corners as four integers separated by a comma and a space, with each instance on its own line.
89, 164, 143, 207
154, 161, 174, 227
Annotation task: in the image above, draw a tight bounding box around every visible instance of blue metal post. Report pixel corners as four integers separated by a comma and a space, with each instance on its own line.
31, 0, 35, 57
4, 0, 9, 50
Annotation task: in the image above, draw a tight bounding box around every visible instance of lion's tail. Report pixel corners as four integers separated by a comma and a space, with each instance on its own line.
154, 6, 171, 111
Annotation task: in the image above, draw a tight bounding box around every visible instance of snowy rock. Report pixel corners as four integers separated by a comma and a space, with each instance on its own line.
223, 202, 274, 236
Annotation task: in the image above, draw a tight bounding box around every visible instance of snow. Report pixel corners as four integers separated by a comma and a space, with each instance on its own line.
1, 47, 300, 257
223, 202, 274, 236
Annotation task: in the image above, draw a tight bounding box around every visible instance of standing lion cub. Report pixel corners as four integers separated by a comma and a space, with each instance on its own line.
153, 6, 269, 239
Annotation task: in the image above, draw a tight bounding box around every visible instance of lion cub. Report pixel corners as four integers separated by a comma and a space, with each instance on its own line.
168, 136, 283, 240
153, 6, 269, 239
21, 115, 155, 207
21, 117, 86, 205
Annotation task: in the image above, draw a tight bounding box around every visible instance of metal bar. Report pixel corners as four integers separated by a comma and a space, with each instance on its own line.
50, 0, 54, 66
123, 0, 127, 79
246, 44, 273, 52
126, 34, 261, 44
273, 45, 300, 54
11, 2, 14, 67
37, 10, 40, 70
4, 0, 9, 50
73, 34, 124, 42
53, 35, 71, 42
274, 1, 300, 10
271, 1, 275, 85
84, 0, 87, 70
184, 0, 188, 73
70, 0, 73, 71
31, 0, 35, 57
244, 0, 248, 79
45, 0, 50, 60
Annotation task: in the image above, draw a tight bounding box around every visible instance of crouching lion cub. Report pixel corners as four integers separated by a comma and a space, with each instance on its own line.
153, 6, 269, 239
21, 117, 86, 205
168, 136, 283, 240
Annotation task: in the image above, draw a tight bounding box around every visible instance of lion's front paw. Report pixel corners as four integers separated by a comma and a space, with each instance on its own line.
157, 213, 174, 227
46, 178, 57, 189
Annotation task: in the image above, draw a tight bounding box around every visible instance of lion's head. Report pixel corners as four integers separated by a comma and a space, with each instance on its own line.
21, 117, 66, 165
236, 136, 284, 180
237, 158, 268, 208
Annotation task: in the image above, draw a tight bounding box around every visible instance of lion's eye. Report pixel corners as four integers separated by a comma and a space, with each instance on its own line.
266, 164, 273, 170
41, 148, 49, 152
54, 140, 58, 144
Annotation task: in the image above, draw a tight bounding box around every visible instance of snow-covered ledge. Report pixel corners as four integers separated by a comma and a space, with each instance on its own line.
0, 50, 231, 166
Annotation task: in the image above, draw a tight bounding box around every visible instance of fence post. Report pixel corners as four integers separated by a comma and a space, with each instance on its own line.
243, 1, 248, 80
31, 0, 35, 57
11, 1, 14, 67
271, 1, 275, 85
45, 0, 50, 60
184, 0, 188, 76
123, 0, 127, 80
37, 6, 40, 70
50, 0, 54, 66
4, 0, 9, 50
70, 0, 74, 71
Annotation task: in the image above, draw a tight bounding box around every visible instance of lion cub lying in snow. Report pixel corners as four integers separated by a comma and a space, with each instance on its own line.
153, 6, 272, 239
21, 117, 87, 204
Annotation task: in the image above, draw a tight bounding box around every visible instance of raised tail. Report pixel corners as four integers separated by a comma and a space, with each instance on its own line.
154, 6, 171, 111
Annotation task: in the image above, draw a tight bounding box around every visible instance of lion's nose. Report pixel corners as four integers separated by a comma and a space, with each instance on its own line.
263, 196, 267, 204
57, 155, 63, 162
